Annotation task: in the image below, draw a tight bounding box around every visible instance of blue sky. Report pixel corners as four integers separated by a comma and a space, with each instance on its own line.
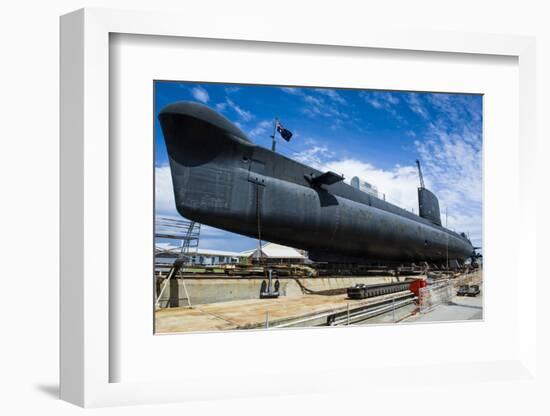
155, 81, 483, 251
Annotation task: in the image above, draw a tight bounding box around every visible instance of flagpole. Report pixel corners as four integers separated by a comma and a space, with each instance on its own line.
271, 117, 278, 152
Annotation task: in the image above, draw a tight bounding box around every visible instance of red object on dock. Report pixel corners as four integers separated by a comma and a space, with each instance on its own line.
409, 279, 427, 297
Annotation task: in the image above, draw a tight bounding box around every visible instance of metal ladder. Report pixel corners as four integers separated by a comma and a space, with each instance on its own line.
155, 217, 201, 308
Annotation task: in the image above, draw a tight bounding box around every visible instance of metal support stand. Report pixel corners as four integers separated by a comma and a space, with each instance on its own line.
260, 269, 280, 299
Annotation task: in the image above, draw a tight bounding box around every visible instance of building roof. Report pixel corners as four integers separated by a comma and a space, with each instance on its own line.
196, 248, 246, 257
156, 242, 305, 259
242, 242, 305, 259
155, 243, 245, 257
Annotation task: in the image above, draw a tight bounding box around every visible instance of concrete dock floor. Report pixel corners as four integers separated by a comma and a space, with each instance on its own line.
155, 292, 398, 333
405, 285, 483, 323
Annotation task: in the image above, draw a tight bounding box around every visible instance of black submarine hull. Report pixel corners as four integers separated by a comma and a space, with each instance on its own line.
159, 102, 474, 265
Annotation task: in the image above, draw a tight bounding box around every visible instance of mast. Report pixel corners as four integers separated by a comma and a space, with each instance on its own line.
415, 159, 425, 189
271, 118, 278, 152
446, 207, 449, 269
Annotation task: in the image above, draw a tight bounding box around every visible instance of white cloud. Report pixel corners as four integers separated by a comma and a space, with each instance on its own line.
304, 95, 323, 107
414, 123, 482, 246
191, 86, 209, 103
155, 165, 177, 214
249, 120, 273, 138
293, 145, 334, 169
360, 91, 400, 108
280, 87, 347, 124
359, 91, 403, 122
293, 144, 421, 211
284, 86, 346, 105
215, 102, 227, 112
323, 159, 421, 212
280, 87, 302, 95
314, 88, 347, 105
226, 98, 253, 122
300, 93, 346, 123
404, 93, 429, 119
426, 94, 482, 124
381, 91, 484, 245
155, 165, 258, 251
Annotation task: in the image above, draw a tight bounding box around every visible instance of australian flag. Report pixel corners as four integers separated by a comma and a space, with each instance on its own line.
276, 121, 293, 141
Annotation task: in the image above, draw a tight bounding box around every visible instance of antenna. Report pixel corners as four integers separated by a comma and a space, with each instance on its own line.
415, 159, 425, 189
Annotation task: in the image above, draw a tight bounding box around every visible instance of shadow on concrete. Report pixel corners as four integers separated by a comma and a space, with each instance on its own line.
35, 383, 59, 399
449, 301, 483, 310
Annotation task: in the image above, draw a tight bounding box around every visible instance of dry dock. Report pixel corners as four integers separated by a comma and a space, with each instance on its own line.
155, 290, 416, 333
155, 270, 482, 334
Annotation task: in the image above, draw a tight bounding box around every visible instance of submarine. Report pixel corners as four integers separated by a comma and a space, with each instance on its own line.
158, 101, 474, 265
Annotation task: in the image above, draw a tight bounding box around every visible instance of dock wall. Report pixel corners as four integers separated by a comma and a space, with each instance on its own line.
157, 275, 414, 307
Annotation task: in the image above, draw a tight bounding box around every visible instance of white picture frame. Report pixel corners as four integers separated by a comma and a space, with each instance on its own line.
60, 8, 537, 408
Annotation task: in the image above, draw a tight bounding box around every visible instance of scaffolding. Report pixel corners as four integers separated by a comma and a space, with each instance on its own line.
155, 216, 201, 308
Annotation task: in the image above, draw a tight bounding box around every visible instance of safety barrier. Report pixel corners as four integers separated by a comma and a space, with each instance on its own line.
419, 280, 452, 313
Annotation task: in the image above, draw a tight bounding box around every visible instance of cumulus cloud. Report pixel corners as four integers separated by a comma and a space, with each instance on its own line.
293, 145, 334, 169
155, 165, 177, 214
328, 160, 421, 211
295, 151, 422, 213
191, 86, 209, 103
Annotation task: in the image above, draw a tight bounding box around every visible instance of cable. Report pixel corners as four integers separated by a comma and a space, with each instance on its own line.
255, 183, 263, 265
